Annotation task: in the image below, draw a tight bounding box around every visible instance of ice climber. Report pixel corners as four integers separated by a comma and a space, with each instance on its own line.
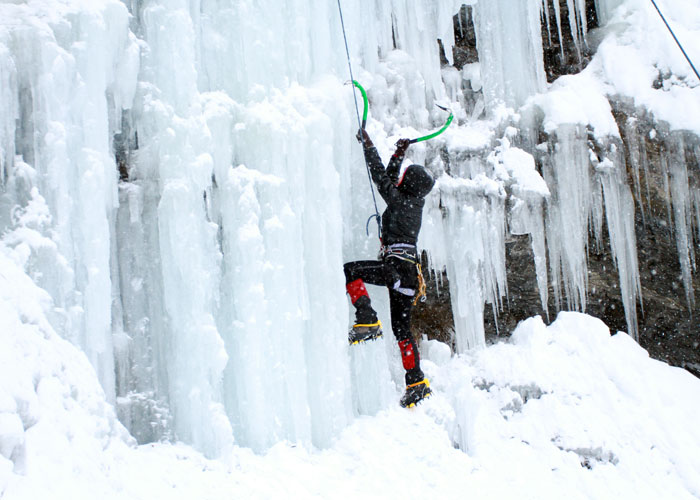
344, 129, 435, 408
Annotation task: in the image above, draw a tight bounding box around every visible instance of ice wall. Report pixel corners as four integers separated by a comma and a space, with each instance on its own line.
0, 1, 139, 401
115, 0, 464, 455
1, 0, 698, 461
1, 0, 470, 458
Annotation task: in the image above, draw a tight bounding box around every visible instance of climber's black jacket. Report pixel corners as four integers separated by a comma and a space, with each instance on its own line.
363, 144, 435, 246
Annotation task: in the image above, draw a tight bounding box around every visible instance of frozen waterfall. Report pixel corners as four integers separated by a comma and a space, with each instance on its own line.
1, 0, 698, 459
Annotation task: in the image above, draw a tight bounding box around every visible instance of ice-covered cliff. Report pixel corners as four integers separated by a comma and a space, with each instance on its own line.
1, 0, 699, 468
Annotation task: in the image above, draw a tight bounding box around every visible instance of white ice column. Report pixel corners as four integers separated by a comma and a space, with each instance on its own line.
595, 147, 642, 339
218, 164, 311, 453
543, 124, 596, 312
663, 131, 696, 309
216, 83, 355, 452
0, 44, 16, 193
595, 0, 625, 26
113, 179, 171, 442
426, 175, 507, 352
474, 0, 547, 111
134, 1, 232, 457
0, 1, 138, 401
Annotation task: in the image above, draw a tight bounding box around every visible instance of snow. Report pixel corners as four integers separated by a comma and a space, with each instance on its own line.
533, 0, 700, 136
3, 281, 700, 499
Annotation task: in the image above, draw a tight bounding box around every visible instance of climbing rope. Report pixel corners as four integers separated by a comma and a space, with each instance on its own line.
650, 0, 700, 82
337, 1, 454, 238
336, 0, 382, 239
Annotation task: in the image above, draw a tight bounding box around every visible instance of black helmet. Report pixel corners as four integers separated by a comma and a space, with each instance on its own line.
397, 165, 435, 198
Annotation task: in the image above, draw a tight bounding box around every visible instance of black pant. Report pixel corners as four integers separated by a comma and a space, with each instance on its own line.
344, 258, 424, 385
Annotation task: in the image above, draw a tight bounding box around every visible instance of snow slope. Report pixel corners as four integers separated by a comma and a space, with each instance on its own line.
3, 248, 700, 500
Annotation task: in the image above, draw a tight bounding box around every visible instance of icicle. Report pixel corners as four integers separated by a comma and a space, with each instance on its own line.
498, 139, 551, 315
542, 0, 553, 46
543, 124, 595, 312
553, 0, 565, 59
623, 117, 647, 223
566, 0, 582, 63
473, 0, 547, 111
595, 143, 643, 339
423, 173, 507, 352
665, 131, 696, 309
577, 0, 588, 39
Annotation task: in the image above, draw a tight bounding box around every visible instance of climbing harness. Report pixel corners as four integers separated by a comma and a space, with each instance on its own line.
379, 243, 428, 305
650, 0, 700, 82
336, 0, 382, 239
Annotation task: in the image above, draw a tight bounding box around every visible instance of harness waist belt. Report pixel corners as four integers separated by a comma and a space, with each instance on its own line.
379, 243, 418, 262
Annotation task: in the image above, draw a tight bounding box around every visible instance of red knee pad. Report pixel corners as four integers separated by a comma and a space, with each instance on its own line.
399, 339, 417, 371
346, 279, 369, 304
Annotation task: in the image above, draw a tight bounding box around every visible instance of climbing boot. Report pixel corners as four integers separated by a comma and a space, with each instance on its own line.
400, 378, 432, 408
348, 320, 383, 345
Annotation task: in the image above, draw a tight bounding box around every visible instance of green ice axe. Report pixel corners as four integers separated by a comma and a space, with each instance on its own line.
351, 80, 369, 129
349, 80, 453, 142
408, 104, 453, 144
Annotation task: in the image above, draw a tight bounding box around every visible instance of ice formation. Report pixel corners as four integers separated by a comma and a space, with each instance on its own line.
1, 0, 699, 466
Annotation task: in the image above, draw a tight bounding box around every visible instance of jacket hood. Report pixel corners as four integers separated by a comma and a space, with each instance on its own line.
397, 164, 435, 198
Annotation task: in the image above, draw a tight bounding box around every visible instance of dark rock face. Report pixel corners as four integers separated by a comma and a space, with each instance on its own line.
452, 5, 478, 70
416, 2, 699, 378
610, 106, 700, 376
411, 255, 455, 346
541, 0, 598, 82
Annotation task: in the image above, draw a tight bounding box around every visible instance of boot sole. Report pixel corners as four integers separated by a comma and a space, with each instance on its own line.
349, 332, 384, 345
402, 390, 432, 408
